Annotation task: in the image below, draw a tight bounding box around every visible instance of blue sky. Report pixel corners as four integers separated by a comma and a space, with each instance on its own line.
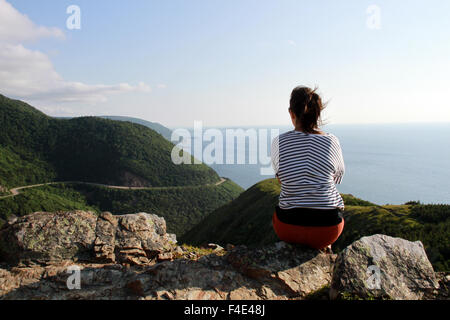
2, 0, 450, 127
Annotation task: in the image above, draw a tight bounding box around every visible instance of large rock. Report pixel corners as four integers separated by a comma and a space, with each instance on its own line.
330, 234, 440, 300
0, 242, 335, 300
226, 242, 336, 297
114, 213, 175, 265
0, 211, 97, 265
0, 211, 176, 266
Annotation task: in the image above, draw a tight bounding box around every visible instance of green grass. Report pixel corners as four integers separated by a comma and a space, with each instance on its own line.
176, 244, 226, 260
341, 194, 376, 206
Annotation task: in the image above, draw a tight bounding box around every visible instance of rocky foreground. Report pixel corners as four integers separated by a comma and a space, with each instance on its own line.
0, 211, 448, 300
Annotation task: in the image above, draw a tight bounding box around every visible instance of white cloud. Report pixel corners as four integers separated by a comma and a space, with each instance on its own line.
0, 0, 64, 43
0, 0, 151, 109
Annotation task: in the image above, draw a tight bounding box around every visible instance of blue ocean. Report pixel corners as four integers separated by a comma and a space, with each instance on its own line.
189, 123, 450, 206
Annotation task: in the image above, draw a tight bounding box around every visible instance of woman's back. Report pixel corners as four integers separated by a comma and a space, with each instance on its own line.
270, 85, 346, 250
272, 130, 345, 210
272, 86, 345, 250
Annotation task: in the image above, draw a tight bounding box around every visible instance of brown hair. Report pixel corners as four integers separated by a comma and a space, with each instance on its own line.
289, 86, 326, 134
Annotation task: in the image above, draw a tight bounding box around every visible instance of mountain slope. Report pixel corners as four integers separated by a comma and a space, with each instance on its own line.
181, 178, 450, 271
181, 179, 281, 247
0, 94, 218, 188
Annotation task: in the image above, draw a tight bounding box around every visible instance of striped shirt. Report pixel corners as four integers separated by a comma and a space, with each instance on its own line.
271, 130, 345, 210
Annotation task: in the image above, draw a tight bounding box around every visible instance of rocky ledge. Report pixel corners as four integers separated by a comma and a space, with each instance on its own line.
0, 211, 448, 300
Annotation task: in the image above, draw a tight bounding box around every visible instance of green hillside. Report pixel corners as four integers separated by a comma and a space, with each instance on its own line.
0, 94, 218, 188
0, 179, 243, 237
0, 185, 99, 224
181, 179, 281, 247
181, 179, 450, 271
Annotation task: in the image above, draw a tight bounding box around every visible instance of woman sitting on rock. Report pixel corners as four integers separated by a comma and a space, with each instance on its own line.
271, 86, 345, 253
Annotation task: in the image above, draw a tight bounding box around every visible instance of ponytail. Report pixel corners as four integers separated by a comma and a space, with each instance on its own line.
289, 86, 325, 134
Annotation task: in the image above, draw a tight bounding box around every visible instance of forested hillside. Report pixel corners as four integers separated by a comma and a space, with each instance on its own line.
0, 94, 218, 188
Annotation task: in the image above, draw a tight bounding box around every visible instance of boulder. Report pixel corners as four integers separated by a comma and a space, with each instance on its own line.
227, 242, 336, 297
114, 213, 174, 265
330, 234, 440, 300
0, 211, 176, 266
0, 211, 97, 265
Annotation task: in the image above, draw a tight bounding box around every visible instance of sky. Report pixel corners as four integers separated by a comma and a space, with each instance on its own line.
1, 0, 450, 128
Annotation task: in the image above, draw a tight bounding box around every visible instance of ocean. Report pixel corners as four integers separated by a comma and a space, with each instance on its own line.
180, 123, 450, 205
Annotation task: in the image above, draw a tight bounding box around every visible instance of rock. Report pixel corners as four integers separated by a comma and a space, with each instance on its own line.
114, 213, 174, 265
94, 212, 118, 263
207, 243, 224, 251
7, 214, 17, 225
126, 279, 145, 296
330, 234, 440, 300
434, 272, 449, 300
227, 243, 336, 297
0, 211, 176, 267
0, 211, 445, 300
0, 211, 97, 265
174, 246, 184, 255
0, 240, 335, 300
157, 252, 173, 262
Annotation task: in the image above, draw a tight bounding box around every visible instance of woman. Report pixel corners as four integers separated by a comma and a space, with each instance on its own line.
271, 86, 345, 252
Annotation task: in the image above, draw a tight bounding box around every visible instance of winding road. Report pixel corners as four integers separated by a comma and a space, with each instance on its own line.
0, 177, 227, 200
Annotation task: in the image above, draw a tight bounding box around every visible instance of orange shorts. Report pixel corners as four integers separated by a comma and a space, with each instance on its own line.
272, 211, 344, 250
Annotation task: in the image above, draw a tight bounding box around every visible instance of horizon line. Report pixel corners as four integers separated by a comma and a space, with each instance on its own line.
166, 121, 450, 130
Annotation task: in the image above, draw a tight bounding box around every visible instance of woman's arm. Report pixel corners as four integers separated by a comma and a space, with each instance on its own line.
271, 136, 280, 181
332, 136, 345, 184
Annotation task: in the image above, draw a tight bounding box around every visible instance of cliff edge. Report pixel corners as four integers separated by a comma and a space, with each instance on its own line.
0, 211, 447, 300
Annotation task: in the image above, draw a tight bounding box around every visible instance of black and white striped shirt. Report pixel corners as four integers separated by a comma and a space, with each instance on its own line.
271, 130, 345, 210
